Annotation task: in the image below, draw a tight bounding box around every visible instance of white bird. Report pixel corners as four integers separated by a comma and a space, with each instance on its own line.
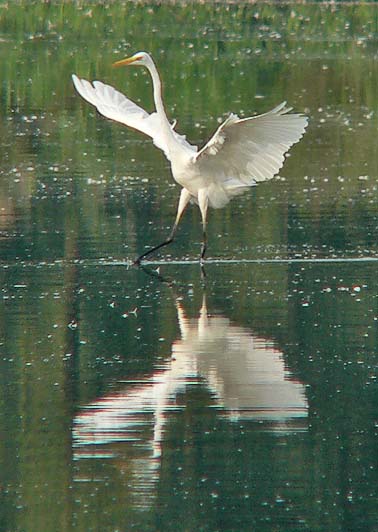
72, 51, 308, 263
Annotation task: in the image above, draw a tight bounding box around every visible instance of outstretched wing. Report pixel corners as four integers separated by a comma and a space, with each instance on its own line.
195, 102, 308, 188
72, 75, 195, 159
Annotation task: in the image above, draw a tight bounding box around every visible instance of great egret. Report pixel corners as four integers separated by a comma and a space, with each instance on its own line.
72, 51, 308, 263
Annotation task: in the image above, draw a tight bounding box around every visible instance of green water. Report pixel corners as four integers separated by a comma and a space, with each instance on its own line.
2, 2, 378, 531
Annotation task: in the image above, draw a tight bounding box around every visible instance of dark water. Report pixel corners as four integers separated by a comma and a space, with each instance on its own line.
2, 3, 378, 531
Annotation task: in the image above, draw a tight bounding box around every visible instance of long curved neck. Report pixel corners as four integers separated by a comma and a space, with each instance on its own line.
146, 59, 177, 151
148, 60, 166, 118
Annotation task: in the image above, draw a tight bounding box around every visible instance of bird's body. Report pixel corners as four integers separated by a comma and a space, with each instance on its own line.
72, 52, 308, 263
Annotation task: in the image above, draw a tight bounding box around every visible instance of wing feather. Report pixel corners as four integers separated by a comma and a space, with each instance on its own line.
72, 74, 195, 159
195, 103, 308, 188
72, 75, 151, 131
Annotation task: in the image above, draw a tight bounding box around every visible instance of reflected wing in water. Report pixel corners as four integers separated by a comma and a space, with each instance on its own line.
74, 296, 307, 453
73, 295, 308, 504
175, 296, 308, 425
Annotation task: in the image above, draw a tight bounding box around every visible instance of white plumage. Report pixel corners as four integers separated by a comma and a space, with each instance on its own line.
72, 51, 308, 262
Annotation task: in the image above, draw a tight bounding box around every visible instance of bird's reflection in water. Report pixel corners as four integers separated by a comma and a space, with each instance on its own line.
73, 291, 308, 498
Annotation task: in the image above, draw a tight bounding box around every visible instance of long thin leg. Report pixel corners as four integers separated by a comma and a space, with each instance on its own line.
198, 189, 209, 262
134, 188, 191, 264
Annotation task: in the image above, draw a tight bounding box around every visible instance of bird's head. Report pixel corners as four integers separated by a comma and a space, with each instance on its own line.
113, 51, 152, 69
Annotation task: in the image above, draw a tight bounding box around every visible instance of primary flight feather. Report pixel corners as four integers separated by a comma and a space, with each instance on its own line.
72, 51, 308, 263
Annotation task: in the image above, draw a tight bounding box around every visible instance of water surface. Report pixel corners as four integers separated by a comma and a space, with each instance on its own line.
1, 2, 378, 531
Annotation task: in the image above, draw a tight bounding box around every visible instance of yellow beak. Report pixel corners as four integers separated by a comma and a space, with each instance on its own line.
112, 55, 139, 68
